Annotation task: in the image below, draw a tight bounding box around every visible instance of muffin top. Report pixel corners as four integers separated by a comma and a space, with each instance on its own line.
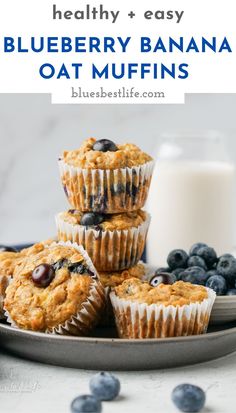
0, 240, 54, 278
113, 279, 208, 306
62, 138, 152, 170
58, 209, 147, 231
4, 243, 98, 331
99, 263, 146, 289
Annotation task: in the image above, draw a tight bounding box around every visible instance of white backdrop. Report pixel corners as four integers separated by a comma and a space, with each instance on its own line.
0, 93, 235, 244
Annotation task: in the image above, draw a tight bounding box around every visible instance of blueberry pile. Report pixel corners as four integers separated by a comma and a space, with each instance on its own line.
71, 372, 120, 412
155, 242, 236, 296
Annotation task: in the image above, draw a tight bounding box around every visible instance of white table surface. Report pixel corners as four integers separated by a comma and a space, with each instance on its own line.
0, 348, 235, 413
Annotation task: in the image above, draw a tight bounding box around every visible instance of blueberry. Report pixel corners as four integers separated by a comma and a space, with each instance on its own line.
189, 243, 208, 257
32, 264, 55, 288
207, 269, 218, 278
93, 139, 118, 153
187, 256, 207, 270
206, 275, 227, 295
226, 288, 236, 296
195, 246, 217, 269
149, 273, 176, 287
180, 267, 208, 285
0, 245, 18, 253
167, 249, 188, 270
155, 267, 171, 274
172, 383, 206, 412
71, 395, 102, 413
217, 255, 236, 282
172, 268, 185, 281
68, 262, 86, 274
89, 372, 120, 401
80, 213, 105, 227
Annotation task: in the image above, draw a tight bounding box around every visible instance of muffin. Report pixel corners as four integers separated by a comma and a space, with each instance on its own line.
4, 241, 105, 335
99, 262, 148, 327
110, 279, 216, 339
56, 209, 150, 271
59, 138, 154, 213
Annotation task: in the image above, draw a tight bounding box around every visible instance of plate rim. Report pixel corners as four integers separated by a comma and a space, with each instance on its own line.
1, 322, 236, 344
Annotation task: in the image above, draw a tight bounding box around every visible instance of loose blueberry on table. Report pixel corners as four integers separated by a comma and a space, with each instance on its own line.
172, 383, 206, 412
89, 372, 120, 401
92, 139, 118, 152
71, 395, 102, 413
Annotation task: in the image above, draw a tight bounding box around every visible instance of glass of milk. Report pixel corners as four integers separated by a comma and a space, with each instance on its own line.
147, 132, 235, 266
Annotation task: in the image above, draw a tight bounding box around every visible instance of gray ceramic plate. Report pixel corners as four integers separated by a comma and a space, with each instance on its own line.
210, 296, 236, 324
1, 322, 236, 370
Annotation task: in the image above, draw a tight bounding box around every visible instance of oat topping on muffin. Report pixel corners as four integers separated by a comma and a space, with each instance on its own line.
62, 138, 153, 170
0, 240, 55, 278
58, 209, 147, 231
4, 243, 104, 333
113, 279, 208, 306
99, 263, 146, 289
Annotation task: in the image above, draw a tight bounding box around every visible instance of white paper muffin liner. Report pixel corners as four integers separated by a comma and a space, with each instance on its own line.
56, 212, 150, 271
4, 241, 105, 336
59, 159, 155, 213
110, 287, 216, 338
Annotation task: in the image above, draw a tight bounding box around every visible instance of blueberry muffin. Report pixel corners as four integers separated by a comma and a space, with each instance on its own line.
99, 262, 147, 327
4, 241, 105, 335
59, 138, 154, 213
56, 209, 150, 271
110, 279, 216, 338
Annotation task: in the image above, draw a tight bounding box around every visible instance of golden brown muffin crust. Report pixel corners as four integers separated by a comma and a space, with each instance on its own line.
114, 279, 208, 306
99, 263, 145, 288
62, 138, 152, 170
59, 209, 147, 231
0, 240, 55, 278
4, 244, 95, 331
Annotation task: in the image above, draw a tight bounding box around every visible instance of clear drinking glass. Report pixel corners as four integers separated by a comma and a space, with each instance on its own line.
147, 132, 235, 266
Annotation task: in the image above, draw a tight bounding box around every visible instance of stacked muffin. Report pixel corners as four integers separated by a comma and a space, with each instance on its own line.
1, 137, 216, 338
56, 137, 154, 322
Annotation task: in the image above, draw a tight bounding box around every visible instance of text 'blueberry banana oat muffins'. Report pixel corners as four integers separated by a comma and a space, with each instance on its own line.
56, 209, 150, 271
4, 241, 105, 335
110, 279, 216, 339
59, 138, 154, 213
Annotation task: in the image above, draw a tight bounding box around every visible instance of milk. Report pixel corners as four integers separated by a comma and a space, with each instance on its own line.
147, 160, 235, 266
